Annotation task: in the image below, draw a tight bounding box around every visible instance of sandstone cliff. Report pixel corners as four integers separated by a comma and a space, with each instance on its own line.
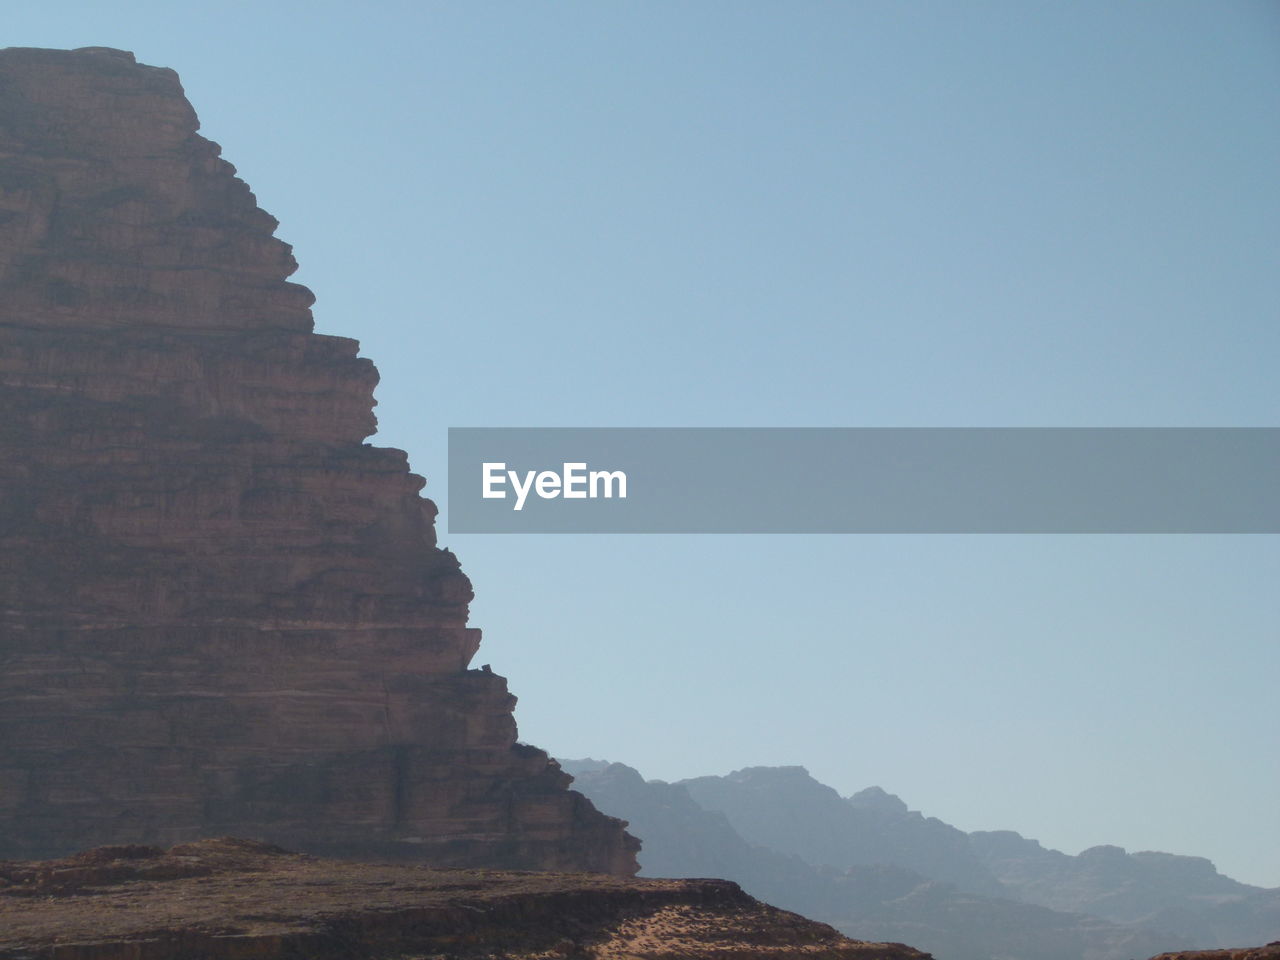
0, 45, 636, 874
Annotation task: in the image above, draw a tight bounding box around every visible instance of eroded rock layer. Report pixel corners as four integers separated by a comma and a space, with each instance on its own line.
0, 46, 637, 875
0, 839, 932, 960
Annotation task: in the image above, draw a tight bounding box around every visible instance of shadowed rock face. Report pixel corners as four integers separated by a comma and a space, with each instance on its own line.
0, 46, 638, 875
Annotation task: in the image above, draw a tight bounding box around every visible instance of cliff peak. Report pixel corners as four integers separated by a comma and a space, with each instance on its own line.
848, 785, 911, 816
0, 47, 637, 875
0, 45, 310, 333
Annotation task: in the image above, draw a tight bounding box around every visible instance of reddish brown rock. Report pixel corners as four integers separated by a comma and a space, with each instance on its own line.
1148, 948, 1280, 960
0, 839, 933, 960
0, 46, 637, 875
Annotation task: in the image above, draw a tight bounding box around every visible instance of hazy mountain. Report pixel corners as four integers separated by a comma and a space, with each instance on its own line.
679, 765, 1007, 897
561, 760, 1189, 960
557, 761, 823, 906
969, 831, 1280, 947
674, 763, 1277, 949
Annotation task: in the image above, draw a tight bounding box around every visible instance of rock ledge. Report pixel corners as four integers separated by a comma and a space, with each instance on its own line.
0, 839, 933, 960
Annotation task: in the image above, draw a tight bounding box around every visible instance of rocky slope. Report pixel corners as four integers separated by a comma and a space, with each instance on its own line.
1149, 947, 1280, 960
0, 45, 635, 873
563, 761, 1279, 960
0, 838, 931, 960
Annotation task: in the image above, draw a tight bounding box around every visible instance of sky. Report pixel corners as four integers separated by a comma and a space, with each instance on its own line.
7, 2, 1278, 886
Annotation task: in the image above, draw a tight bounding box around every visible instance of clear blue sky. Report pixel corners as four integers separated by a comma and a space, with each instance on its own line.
9, 2, 1278, 886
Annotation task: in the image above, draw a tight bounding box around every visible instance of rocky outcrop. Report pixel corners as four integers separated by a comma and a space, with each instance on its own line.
0, 839, 932, 960
0, 46, 636, 874
1148, 947, 1280, 960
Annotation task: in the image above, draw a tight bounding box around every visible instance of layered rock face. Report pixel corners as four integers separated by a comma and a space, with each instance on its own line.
0, 46, 637, 874
0, 839, 931, 960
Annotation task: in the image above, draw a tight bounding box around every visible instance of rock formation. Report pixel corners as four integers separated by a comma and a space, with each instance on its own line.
1149, 948, 1280, 960
0, 839, 933, 960
0, 45, 637, 874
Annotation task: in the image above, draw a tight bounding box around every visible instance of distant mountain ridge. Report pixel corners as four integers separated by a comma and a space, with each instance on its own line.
559, 760, 1279, 960
967, 830, 1280, 946
680, 765, 1007, 898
